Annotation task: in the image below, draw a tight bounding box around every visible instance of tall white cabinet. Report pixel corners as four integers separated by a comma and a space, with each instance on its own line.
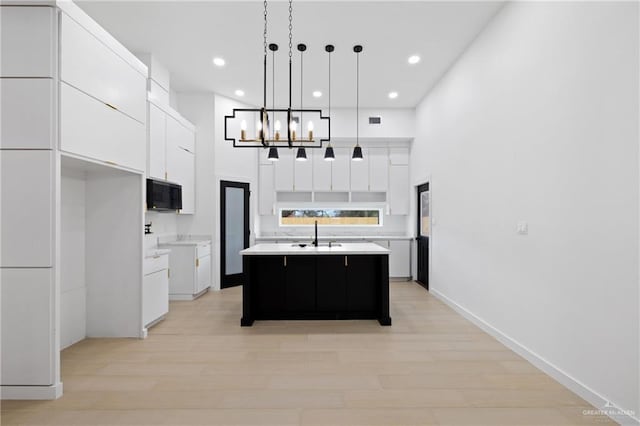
0, 2, 147, 400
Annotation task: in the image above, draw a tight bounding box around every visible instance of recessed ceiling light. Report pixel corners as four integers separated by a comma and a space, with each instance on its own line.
312, 91, 322, 98
213, 57, 226, 67
388, 91, 398, 99
235, 89, 245, 97
408, 55, 421, 65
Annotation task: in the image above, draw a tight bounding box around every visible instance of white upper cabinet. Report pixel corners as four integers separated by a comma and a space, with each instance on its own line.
389, 164, 410, 215
331, 148, 351, 192
1, 78, 54, 149
60, 82, 146, 171
274, 149, 294, 191
258, 164, 275, 215
350, 148, 369, 191
176, 147, 195, 214
389, 147, 409, 165
369, 148, 389, 191
294, 153, 313, 192
0, 151, 53, 268
312, 150, 332, 191
60, 14, 146, 124
148, 103, 167, 180
167, 115, 194, 153
165, 111, 196, 214
0, 6, 57, 78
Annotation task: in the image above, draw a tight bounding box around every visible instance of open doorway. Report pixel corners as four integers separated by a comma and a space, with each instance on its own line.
220, 180, 250, 289
416, 182, 429, 290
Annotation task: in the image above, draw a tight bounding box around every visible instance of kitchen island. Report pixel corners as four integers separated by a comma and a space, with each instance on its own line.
240, 243, 391, 326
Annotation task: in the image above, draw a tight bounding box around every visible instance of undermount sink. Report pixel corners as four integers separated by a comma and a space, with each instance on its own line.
290, 243, 342, 248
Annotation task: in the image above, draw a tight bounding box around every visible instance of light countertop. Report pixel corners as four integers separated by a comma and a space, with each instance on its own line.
159, 239, 211, 247
145, 248, 171, 259
240, 243, 391, 256
255, 235, 413, 241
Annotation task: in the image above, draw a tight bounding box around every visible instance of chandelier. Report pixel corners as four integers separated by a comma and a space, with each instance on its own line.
224, 0, 331, 161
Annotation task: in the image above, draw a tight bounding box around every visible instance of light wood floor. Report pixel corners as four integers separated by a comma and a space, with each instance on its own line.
2, 281, 613, 425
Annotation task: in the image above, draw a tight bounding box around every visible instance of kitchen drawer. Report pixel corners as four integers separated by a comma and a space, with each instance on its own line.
144, 254, 169, 276
60, 82, 145, 172
0, 78, 55, 149
60, 13, 146, 123
0, 6, 57, 78
197, 243, 211, 258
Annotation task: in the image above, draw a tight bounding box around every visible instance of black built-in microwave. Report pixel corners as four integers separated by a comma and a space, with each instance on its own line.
146, 178, 182, 211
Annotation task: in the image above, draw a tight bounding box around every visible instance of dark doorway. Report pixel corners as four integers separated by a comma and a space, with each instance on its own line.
416, 182, 429, 290
220, 180, 250, 288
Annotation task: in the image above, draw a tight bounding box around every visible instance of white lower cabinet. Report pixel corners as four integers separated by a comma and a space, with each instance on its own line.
1, 268, 54, 386
159, 241, 211, 299
389, 240, 411, 278
143, 254, 169, 328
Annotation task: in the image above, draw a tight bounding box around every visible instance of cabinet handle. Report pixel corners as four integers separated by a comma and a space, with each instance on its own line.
345, 256, 348, 267
284, 256, 287, 267
105, 160, 118, 166
105, 102, 118, 111
168, 269, 170, 278
165, 172, 168, 180
196, 258, 200, 267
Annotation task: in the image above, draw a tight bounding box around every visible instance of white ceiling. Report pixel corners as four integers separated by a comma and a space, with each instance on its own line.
77, 1, 504, 109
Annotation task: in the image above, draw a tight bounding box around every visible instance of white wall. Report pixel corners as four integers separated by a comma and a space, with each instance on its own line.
411, 1, 639, 421
60, 170, 86, 349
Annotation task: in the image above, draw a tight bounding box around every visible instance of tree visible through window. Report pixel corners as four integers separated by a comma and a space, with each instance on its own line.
280, 209, 382, 226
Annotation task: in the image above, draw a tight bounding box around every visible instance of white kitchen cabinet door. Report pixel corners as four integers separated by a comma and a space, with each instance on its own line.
0, 6, 56, 78
166, 114, 195, 153
148, 103, 167, 180
294, 154, 313, 192
369, 148, 389, 192
60, 83, 145, 172
0, 151, 53, 268
60, 14, 146, 123
1, 268, 53, 385
274, 149, 294, 191
175, 147, 195, 215
389, 240, 411, 277
143, 268, 169, 326
196, 255, 212, 293
1, 79, 54, 149
350, 148, 369, 191
331, 148, 350, 192
389, 165, 410, 215
312, 149, 332, 191
258, 164, 275, 215
389, 147, 410, 165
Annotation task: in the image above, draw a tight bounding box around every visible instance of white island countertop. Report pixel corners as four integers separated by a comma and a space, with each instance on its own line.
240, 243, 390, 256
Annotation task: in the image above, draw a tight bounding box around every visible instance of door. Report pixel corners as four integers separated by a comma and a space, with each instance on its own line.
220, 180, 250, 288
416, 183, 430, 289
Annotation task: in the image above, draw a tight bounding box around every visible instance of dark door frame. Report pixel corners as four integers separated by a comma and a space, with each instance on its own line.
416, 182, 429, 290
220, 180, 250, 289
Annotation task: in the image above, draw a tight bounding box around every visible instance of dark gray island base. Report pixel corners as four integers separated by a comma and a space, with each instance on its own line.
240, 244, 391, 326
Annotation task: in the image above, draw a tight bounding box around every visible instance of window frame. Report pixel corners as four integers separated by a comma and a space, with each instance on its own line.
278, 207, 384, 228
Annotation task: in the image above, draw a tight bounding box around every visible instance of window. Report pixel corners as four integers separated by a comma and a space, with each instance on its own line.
280, 208, 382, 227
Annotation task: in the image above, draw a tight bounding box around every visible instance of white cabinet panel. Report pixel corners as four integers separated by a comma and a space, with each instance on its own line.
175, 147, 195, 215
312, 150, 332, 191
60, 83, 145, 172
332, 148, 350, 192
1, 268, 53, 385
389, 240, 411, 277
350, 148, 369, 191
259, 164, 275, 215
60, 14, 146, 123
196, 255, 211, 293
166, 115, 194, 153
0, 6, 56, 77
0, 78, 54, 149
60, 287, 86, 350
389, 147, 409, 165
60, 83, 146, 171
294, 155, 313, 192
274, 149, 294, 191
143, 268, 169, 326
148, 103, 167, 180
0, 150, 53, 267
389, 165, 410, 215
369, 148, 389, 191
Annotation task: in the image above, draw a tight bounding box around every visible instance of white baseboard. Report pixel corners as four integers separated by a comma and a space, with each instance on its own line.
430, 288, 639, 426
1, 382, 63, 400
169, 288, 209, 301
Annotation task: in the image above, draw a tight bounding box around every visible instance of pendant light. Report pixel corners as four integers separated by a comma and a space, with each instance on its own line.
324, 44, 335, 161
352, 45, 364, 161
296, 43, 308, 161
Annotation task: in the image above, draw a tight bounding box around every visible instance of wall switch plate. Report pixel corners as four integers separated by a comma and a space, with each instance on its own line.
517, 221, 528, 235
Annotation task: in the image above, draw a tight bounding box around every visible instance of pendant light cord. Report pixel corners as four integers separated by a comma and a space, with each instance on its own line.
356, 49, 359, 147
300, 48, 303, 147
328, 48, 331, 147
